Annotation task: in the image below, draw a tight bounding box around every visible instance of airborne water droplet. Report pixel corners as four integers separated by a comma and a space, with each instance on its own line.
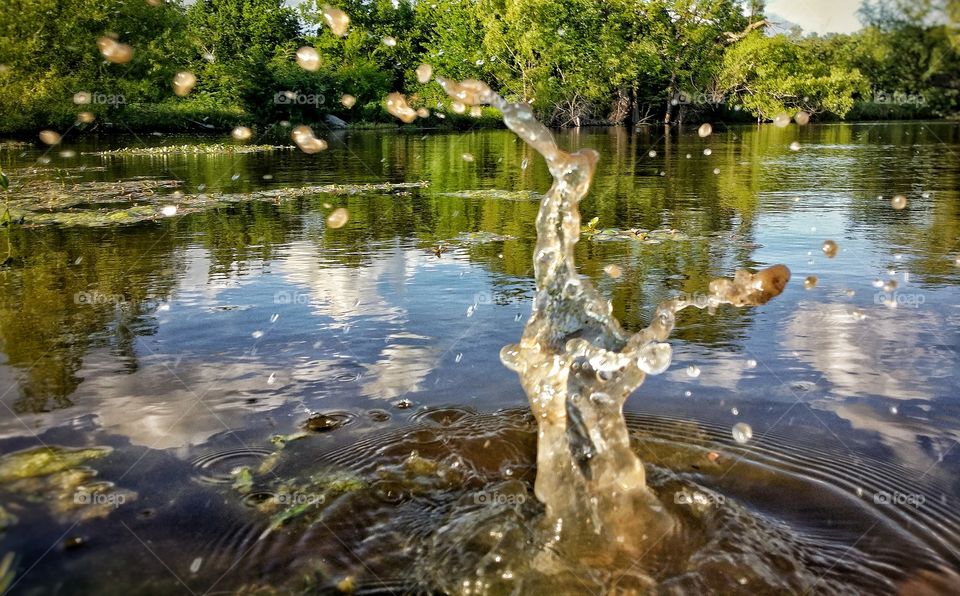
322, 5, 351, 36
891, 195, 908, 210
231, 126, 252, 141
773, 113, 790, 128
789, 141, 801, 151
821, 240, 838, 258
686, 364, 701, 378
703, 148, 712, 156
173, 71, 197, 96
416, 63, 433, 84
326, 208, 349, 229
732, 422, 753, 444
745, 359, 757, 369
455, 353, 463, 363
804, 276, 818, 290
295, 46, 320, 71
698, 123, 713, 138
341, 94, 356, 108
462, 153, 475, 162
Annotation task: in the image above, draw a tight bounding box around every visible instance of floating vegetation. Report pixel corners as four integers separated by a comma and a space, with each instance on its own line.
87, 144, 295, 156
4, 178, 429, 227
0, 446, 111, 482
0, 446, 132, 523
586, 227, 690, 243
450, 230, 515, 244
438, 189, 543, 202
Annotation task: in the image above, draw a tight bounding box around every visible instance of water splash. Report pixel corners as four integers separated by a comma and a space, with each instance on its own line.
438, 78, 790, 553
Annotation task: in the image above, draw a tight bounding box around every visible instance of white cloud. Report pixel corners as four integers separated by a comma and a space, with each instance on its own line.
767, 0, 863, 34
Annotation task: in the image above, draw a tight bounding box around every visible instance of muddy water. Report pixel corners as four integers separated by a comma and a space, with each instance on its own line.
0, 121, 959, 593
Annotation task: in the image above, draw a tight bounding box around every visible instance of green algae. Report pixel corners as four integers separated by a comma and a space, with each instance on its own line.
0, 446, 111, 482
86, 144, 295, 156
3, 179, 429, 227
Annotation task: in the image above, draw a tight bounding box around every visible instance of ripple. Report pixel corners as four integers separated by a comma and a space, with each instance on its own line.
191, 447, 274, 485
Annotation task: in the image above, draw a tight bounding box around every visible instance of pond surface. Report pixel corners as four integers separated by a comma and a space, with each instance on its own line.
1, 121, 959, 593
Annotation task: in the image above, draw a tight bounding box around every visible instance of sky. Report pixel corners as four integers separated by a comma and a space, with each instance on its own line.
767, 0, 865, 34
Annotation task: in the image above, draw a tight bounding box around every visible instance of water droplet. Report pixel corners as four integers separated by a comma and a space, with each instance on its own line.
395, 399, 412, 409
97, 36, 133, 64
795, 111, 811, 126
713, 168, 720, 175
160, 205, 177, 217
890, 405, 898, 415
73, 91, 91, 105
804, 276, 818, 289
789, 141, 801, 151
603, 264, 622, 279
231, 126, 252, 141
466, 305, 475, 317
703, 148, 712, 156
78, 112, 96, 124
521, 158, 529, 170
322, 5, 350, 36
514, 313, 523, 322
270, 313, 279, 323
385, 92, 418, 123
38, 130, 61, 145
821, 240, 838, 258
891, 194, 907, 210
295, 46, 320, 71
686, 364, 701, 378
340, 94, 356, 108
773, 113, 790, 128
461, 153, 475, 162
252, 330, 264, 339
190, 557, 202, 574
382, 36, 397, 47
648, 150, 657, 158
698, 123, 713, 138
455, 353, 463, 363
267, 372, 277, 385
416, 63, 433, 84
731, 407, 739, 416
745, 359, 757, 369
882, 279, 897, 293
684, 390, 692, 397
292, 125, 327, 153
326, 207, 349, 229
173, 71, 196, 96
732, 422, 753, 444
856, 487, 864, 497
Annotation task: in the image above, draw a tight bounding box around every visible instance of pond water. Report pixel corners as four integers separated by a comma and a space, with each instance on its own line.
1, 121, 959, 593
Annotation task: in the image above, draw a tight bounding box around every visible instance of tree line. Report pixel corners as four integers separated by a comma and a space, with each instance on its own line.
0, 0, 957, 134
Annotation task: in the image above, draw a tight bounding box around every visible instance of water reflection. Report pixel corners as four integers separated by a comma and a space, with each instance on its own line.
0, 122, 959, 591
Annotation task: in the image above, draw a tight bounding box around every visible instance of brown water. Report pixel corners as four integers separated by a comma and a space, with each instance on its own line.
0, 120, 959, 593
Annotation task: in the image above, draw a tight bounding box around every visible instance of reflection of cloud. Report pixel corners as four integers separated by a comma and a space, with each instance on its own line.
784, 303, 939, 400
0, 352, 300, 450
785, 303, 959, 470
279, 240, 413, 322
277, 241, 448, 400
361, 332, 437, 400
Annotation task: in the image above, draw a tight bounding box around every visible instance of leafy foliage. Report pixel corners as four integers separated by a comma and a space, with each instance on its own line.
0, 0, 956, 133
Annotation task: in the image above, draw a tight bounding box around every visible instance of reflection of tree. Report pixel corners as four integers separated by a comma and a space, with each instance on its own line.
0, 206, 299, 414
